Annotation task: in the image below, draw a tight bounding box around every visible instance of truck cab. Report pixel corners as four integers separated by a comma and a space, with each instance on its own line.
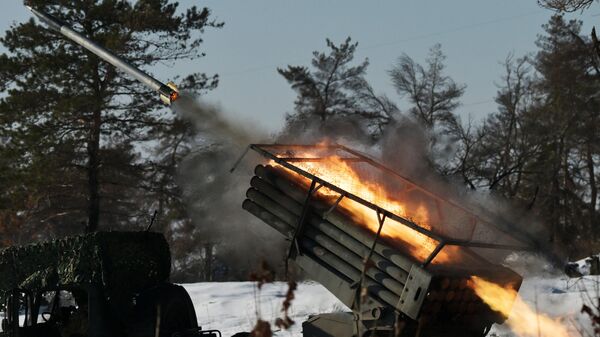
0, 232, 221, 337
1, 286, 96, 337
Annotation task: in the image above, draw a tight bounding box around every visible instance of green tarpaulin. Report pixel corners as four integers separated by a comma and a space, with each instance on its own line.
0, 231, 171, 300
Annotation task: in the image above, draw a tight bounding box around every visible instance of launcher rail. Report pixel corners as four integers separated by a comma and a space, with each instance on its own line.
239, 143, 532, 268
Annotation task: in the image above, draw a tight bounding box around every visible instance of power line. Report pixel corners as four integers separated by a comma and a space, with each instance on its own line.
462, 99, 495, 107
218, 10, 547, 79
361, 10, 545, 51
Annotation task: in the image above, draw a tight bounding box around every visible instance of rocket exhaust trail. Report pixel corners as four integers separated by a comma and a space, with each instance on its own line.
26, 5, 179, 105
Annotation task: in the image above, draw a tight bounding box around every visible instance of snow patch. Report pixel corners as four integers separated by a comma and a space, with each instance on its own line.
182, 281, 347, 337
182, 275, 599, 337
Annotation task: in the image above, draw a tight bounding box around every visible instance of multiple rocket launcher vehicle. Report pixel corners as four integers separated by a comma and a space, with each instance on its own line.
24, 5, 531, 337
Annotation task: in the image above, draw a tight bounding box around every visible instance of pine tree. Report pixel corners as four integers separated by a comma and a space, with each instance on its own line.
530, 15, 600, 243
278, 37, 396, 140
0, 0, 222, 239
463, 15, 600, 254
389, 44, 465, 135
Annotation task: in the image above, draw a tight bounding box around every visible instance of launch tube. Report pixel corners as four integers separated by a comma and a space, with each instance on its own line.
247, 178, 410, 282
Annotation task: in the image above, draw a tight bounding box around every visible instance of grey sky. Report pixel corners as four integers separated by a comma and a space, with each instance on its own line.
2, 1, 597, 133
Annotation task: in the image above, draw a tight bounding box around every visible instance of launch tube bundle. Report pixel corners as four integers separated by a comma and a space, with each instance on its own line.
238, 144, 531, 337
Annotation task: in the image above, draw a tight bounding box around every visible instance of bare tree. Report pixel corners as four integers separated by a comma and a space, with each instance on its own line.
441, 115, 483, 189
461, 16, 600, 252
477, 56, 537, 196
538, 0, 596, 12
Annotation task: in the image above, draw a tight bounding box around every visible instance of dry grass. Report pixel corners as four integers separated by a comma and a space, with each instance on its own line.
249, 261, 297, 337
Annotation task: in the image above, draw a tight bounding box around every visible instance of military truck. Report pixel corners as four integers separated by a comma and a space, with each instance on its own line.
0, 231, 221, 337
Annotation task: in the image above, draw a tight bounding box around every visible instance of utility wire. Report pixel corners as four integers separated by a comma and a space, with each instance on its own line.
361, 10, 546, 50
218, 10, 547, 79
462, 99, 495, 107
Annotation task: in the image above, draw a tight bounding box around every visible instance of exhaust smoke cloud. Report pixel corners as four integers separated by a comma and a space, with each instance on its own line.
173, 95, 560, 278
171, 96, 288, 280
170, 93, 581, 335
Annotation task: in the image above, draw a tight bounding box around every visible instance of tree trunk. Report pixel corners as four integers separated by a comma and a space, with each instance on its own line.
86, 108, 102, 233
549, 138, 564, 243
85, 51, 105, 234
586, 143, 597, 238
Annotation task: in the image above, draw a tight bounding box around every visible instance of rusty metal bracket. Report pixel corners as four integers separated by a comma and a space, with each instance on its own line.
422, 241, 447, 267
351, 209, 386, 308
287, 179, 321, 261
322, 193, 345, 220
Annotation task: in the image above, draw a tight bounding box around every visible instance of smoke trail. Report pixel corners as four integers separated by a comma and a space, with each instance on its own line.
172, 96, 259, 147
170, 96, 287, 280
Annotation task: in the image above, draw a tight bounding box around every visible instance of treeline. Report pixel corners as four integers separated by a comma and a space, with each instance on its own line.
279, 15, 599, 259
0, 1, 597, 284
0, 1, 225, 281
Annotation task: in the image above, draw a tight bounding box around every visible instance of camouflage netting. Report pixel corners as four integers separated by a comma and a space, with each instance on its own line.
0, 231, 170, 300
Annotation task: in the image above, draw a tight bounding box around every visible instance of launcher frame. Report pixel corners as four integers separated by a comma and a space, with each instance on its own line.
236, 143, 533, 268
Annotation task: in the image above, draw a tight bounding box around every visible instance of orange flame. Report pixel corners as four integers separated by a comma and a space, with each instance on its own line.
170, 91, 180, 102
274, 155, 451, 263
469, 276, 573, 337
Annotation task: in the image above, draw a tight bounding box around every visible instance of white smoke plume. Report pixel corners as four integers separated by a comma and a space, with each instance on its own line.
171, 96, 288, 280
171, 94, 561, 280
277, 112, 562, 270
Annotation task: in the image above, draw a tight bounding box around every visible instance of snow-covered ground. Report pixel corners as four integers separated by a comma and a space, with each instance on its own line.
182, 275, 600, 337
489, 275, 598, 337
0, 273, 595, 336
183, 281, 346, 337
